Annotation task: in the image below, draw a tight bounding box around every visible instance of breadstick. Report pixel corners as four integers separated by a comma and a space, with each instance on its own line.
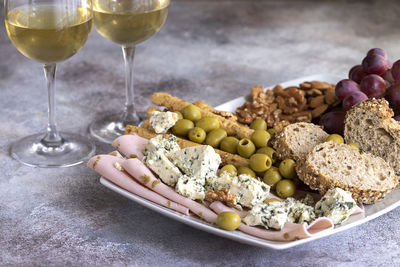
151, 92, 254, 139
125, 125, 250, 168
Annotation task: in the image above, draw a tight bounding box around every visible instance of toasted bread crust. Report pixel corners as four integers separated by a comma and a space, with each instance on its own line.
273, 122, 329, 161
344, 98, 400, 176
296, 142, 398, 204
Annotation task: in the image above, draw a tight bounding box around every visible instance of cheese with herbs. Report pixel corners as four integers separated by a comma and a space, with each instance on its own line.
170, 145, 221, 183
175, 175, 205, 200
143, 150, 182, 186
150, 111, 179, 134
205, 171, 234, 191
228, 175, 270, 208
144, 135, 180, 157
243, 202, 288, 230
284, 197, 316, 224
314, 188, 356, 225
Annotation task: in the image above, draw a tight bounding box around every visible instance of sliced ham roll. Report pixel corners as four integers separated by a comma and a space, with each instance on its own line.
87, 154, 189, 216
209, 201, 334, 242
122, 158, 217, 224
111, 134, 148, 159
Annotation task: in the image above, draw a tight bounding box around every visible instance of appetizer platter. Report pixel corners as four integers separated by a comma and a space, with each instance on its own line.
88, 49, 400, 250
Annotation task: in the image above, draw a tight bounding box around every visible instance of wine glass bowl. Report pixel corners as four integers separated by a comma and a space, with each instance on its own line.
89, 0, 170, 143
4, 0, 95, 167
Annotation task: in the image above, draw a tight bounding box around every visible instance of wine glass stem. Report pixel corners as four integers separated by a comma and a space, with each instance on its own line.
122, 45, 139, 125
41, 63, 63, 147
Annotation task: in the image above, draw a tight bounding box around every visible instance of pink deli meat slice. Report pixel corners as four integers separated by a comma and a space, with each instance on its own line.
112, 134, 148, 159
209, 201, 334, 242
87, 154, 189, 215
122, 158, 218, 224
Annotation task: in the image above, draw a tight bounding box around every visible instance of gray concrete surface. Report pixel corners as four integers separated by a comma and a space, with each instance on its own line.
1, 0, 400, 266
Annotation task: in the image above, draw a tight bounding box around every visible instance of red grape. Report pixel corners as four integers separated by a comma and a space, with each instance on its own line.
342, 91, 368, 111
335, 79, 361, 101
391, 60, 400, 82
348, 65, 367, 83
319, 111, 346, 135
367, 48, 387, 59
386, 84, 400, 114
360, 74, 386, 98
362, 54, 388, 75
382, 69, 395, 84
394, 115, 400, 121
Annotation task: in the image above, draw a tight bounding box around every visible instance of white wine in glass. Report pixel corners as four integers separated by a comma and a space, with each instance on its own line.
5, 0, 95, 167
89, 0, 170, 143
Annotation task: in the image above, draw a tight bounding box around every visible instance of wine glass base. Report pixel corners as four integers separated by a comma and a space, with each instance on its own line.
89, 112, 141, 144
10, 132, 96, 168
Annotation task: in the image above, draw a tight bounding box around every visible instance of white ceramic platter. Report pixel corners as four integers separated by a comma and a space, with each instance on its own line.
100, 74, 400, 250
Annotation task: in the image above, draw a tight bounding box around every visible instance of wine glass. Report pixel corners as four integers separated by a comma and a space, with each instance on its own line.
5, 0, 95, 167
89, 0, 170, 143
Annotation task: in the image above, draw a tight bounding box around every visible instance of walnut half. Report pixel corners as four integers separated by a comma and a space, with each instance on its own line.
205, 188, 237, 208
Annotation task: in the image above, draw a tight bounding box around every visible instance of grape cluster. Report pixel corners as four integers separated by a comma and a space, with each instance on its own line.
320, 48, 400, 134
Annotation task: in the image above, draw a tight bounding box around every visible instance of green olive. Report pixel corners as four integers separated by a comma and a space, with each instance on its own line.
237, 166, 256, 178
276, 179, 296, 198
218, 164, 237, 177
348, 142, 359, 150
188, 127, 206, 143
263, 198, 281, 204
257, 147, 277, 163
182, 104, 201, 122
175, 111, 183, 120
249, 154, 272, 172
251, 130, 271, 148
267, 128, 277, 136
263, 166, 282, 188
205, 128, 227, 148
237, 138, 256, 158
325, 134, 344, 144
216, 211, 241, 231
172, 119, 194, 136
220, 136, 239, 154
279, 159, 297, 179
196, 117, 220, 133
250, 119, 267, 130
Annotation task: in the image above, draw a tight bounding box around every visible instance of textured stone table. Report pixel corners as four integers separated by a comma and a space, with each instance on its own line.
1, 0, 400, 265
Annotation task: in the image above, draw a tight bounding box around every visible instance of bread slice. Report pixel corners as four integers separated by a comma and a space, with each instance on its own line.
344, 98, 400, 175
273, 122, 329, 161
296, 141, 399, 204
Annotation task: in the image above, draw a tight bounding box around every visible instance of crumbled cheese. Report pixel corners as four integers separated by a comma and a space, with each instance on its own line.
143, 150, 182, 186
243, 202, 288, 230
175, 175, 205, 200
315, 188, 356, 225
284, 197, 316, 224
228, 175, 270, 208
205, 171, 234, 191
150, 111, 179, 134
144, 135, 180, 157
170, 145, 221, 184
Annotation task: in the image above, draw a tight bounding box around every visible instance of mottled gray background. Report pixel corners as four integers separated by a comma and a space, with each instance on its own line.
1, 0, 400, 266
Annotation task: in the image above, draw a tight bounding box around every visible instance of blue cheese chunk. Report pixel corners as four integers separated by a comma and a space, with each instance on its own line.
175, 175, 205, 200
170, 145, 221, 183
144, 135, 180, 157
143, 150, 182, 186
243, 202, 288, 230
284, 198, 316, 224
205, 171, 233, 191
228, 175, 270, 208
315, 188, 356, 225
150, 111, 179, 134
